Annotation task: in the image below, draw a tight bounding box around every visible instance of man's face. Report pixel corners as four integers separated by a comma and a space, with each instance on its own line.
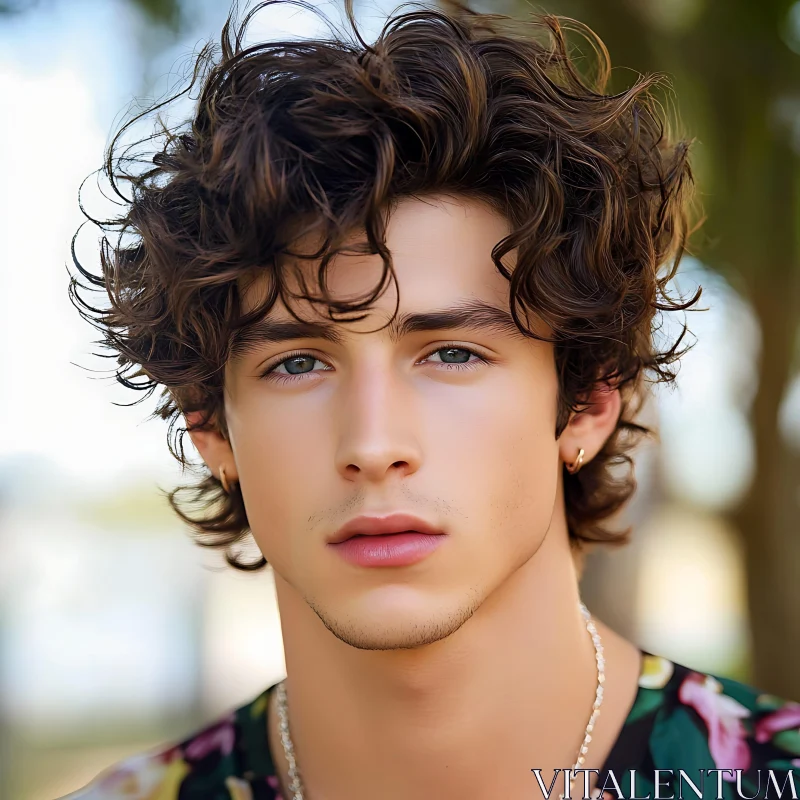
223, 195, 561, 650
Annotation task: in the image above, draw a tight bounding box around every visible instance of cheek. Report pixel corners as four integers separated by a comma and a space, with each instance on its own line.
429, 365, 557, 468
437, 369, 559, 543
227, 393, 332, 549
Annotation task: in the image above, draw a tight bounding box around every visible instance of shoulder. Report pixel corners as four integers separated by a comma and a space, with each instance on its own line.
621, 653, 800, 793
60, 684, 283, 800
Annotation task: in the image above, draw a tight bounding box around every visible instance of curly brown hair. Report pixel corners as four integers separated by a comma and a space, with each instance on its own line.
70, 0, 700, 571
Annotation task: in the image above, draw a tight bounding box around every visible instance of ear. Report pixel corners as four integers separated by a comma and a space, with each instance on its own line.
558, 382, 622, 471
184, 411, 239, 483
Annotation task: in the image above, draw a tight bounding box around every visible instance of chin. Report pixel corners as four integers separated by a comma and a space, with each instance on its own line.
308, 588, 484, 651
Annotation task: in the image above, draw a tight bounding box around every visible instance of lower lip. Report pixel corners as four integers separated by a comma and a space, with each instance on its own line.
328, 531, 447, 567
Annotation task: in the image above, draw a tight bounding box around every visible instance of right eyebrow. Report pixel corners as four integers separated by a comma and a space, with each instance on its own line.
229, 319, 345, 360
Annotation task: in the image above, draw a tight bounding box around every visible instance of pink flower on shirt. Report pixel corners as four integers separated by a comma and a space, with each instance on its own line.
267, 774, 285, 799
678, 672, 751, 777
754, 703, 800, 744
184, 713, 237, 761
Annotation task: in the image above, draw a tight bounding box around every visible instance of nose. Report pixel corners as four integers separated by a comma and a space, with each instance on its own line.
333, 361, 422, 484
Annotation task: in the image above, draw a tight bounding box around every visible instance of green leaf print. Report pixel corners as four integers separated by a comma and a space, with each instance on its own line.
627, 687, 666, 725
766, 758, 800, 772
755, 694, 787, 712
772, 729, 800, 756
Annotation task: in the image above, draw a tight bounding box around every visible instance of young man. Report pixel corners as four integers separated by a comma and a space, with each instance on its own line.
66, 2, 800, 799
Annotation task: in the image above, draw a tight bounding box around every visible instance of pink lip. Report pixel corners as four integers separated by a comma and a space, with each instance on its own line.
328, 512, 444, 544
328, 531, 447, 567
326, 512, 447, 567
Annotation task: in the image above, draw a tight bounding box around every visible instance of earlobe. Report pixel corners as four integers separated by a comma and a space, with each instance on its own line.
184, 411, 239, 483
559, 384, 622, 471
219, 464, 235, 494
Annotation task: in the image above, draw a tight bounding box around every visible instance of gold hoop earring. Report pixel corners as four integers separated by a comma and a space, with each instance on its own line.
219, 465, 231, 494
566, 448, 585, 475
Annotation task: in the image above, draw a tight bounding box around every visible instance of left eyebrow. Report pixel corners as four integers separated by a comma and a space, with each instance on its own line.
388, 299, 528, 343
229, 298, 528, 360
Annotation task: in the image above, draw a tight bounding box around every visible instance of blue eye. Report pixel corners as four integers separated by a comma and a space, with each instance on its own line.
262, 353, 332, 382
276, 355, 322, 375
425, 346, 475, 365
260, 344, 489, 384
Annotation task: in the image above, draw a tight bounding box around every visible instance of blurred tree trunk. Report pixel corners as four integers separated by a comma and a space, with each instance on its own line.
694, 5, 800, 701
646, 0, 800, 700
512, 0, 800, 697
724, 131, 800, 697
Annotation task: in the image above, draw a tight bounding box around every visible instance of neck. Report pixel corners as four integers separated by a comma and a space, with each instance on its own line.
269, 517, 640, 800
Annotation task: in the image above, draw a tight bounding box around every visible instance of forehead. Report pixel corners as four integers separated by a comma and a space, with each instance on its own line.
240, 195, 516, 325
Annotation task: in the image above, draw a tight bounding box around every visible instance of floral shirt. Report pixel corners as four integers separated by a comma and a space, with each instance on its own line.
63, 652, 800, 800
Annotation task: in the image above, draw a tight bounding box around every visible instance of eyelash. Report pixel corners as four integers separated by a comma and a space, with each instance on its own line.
260, 343, 491, 385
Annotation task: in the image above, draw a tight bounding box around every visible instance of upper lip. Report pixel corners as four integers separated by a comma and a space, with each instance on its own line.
328, 513, 445, 544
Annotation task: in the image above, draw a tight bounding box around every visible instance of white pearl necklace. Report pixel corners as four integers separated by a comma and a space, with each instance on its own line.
275, 602, 605, 800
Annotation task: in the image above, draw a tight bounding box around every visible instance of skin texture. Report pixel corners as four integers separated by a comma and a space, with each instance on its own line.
188, 195, 642, 800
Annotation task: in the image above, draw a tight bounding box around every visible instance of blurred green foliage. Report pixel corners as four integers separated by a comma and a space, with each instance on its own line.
0, 0, 182, 28
128, 0, 182, 29
0, 0, 37, 11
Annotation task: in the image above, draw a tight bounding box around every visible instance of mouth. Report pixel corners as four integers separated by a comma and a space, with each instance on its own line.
327, 528, 448, 567
327, 513, 445, 544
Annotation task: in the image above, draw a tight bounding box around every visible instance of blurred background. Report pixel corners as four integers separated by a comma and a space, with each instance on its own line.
0, 0, 798, 797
